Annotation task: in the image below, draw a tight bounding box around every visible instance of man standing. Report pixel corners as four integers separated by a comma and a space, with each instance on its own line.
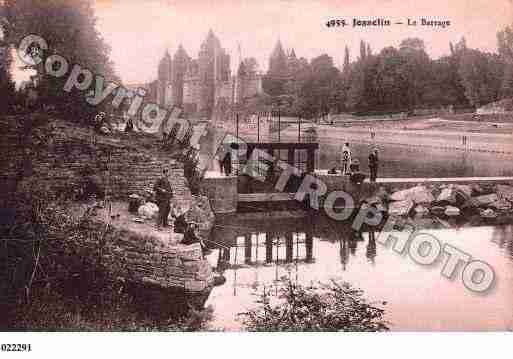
340, 142, 352, 175
153, 168, 173, 228
368, 148, 379, 182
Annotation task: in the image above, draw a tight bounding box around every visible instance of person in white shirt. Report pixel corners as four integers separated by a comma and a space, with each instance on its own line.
340, 142, 352, 175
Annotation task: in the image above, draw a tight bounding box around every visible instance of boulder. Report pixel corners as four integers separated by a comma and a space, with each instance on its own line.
388, 199, 414, 216
480, 208, 497, 219
470, 184, 484, 196
454, 184, 472, 198
365, 196, 383, 205
489, 199, 512, 211
390, 188, 412, 201
430, 206, 446, 216
436, 185, 469, 205
437, 187, 454, 203
390, 186, 434, 204
414, 205, 429, 215
138, 202, 159, 219
465, 193, 499, 207
496, 184, 513, 201
444, 205, 460, 216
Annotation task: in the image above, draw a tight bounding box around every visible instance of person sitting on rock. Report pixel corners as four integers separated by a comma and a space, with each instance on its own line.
181, 222, 209, 255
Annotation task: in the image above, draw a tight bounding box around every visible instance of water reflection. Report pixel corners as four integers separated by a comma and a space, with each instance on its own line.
206, 214, 513, 331
287, 135, 513, 177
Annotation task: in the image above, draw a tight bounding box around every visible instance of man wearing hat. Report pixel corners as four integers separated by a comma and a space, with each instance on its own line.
368, 148, 379, 182
153, 168, 173, 228
340, 142, 352, 175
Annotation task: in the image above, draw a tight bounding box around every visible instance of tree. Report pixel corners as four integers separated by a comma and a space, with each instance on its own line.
297, 54, 340, 117
343, 45, 350, 73
497, 26, 513, 62
5, 0, 118, 122
458, 49, 502, 107
359, 40, 366, 60
497, 25, 513, 99
345, 60, 367, 110
500, 63, 513, 98
398, 38, 431, 110
0, 3, 15, 114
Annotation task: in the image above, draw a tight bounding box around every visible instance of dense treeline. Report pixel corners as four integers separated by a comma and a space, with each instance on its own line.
262, 29, 513, 118
0, 0, 118, 120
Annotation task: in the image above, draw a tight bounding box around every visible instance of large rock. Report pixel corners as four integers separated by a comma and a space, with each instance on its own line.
430, 206, 446, 216
496, 184, 513, 201
436, 185, 470, 204
390, 188, 412, 201
480, 208, 497, 219
464, 193, 499, 208
414, 205, 429, 215
444, 205, 461, 216
390, 186, 434, 204
454, 184, 472, 198
489, 199, 512, 211
388, 199, 414, 216
138, 202, 159, 219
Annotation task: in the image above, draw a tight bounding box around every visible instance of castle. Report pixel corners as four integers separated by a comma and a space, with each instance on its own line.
153, 30, 262, 118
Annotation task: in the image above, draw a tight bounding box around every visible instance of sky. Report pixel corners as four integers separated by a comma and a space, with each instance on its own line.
11, 0, 513, 85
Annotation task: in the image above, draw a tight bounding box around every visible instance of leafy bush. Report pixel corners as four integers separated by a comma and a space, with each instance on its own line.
1, 181, 213, 331
240, 279, 389, 332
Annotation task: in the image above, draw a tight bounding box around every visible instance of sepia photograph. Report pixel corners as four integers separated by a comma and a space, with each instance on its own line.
0, 0, 512, 353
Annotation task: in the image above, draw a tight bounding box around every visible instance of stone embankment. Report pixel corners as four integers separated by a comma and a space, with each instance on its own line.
0, 114, 216, 300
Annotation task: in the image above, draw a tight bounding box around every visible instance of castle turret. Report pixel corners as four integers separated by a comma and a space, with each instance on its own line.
172, 44, 190, 108
268, 40, 288, 78
157, 50, 173, 106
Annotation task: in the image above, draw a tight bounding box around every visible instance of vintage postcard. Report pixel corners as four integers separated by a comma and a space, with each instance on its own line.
1, 0, 512, 351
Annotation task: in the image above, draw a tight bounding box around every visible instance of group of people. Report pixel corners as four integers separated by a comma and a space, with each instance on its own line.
340, 142, 379, 182
153, 168, 204, 247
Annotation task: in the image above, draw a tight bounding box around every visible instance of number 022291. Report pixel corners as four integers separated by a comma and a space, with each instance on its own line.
1, 344, 32, 352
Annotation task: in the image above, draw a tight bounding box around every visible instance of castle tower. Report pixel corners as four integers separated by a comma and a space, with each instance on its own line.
235, 61, 247, 104
157, 50, 172, 106
172, 44, 190, 108
268, 40, 288, 78
196, 30, 230, 117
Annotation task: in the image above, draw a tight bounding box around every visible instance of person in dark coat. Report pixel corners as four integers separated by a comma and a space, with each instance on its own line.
368, 148, 379, 182
125, 117, 134, 132
153, 168, 173, 228
220, 151, 232, 176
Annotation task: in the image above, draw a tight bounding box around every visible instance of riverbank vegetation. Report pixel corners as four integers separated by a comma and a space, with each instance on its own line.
240, 279, 389, 332
0, 181, 212, 331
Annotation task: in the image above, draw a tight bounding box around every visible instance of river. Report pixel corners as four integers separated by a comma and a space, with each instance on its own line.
205, 214, 513, 331
200, 127, 513, 331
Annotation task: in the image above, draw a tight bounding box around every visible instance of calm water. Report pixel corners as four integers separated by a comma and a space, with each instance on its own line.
205, 215, 513, 331
295, 135, 513, 178
201, 127, 513, 177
